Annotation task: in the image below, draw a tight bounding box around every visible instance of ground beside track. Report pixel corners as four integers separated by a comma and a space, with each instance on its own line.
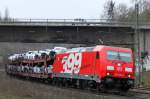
0, 70, 150, 99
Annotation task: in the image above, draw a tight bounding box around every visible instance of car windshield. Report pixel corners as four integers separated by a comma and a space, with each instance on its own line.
107, 50, 132, 62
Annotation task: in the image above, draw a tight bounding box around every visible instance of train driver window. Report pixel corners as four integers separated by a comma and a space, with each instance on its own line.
96, 52, 99, 59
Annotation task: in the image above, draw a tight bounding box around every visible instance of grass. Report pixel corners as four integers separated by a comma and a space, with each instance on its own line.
141, 71, 150, 88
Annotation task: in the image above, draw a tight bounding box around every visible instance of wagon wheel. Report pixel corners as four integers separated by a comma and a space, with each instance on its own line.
52, 78, 57, 86
99, 84, 107, 93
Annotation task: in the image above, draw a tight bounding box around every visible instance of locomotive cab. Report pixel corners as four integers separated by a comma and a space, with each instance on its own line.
95, 46, 135, 91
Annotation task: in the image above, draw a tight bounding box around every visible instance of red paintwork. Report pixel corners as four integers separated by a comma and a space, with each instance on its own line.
52, 45, 135, 80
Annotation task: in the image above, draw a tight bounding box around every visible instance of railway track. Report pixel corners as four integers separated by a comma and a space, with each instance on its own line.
6, 73, 150, 99
24, 81, 150, 99
2, 67, 150, 99
131, 87, 150, 94
20, 78, 131, 99
48, 84, 150, 99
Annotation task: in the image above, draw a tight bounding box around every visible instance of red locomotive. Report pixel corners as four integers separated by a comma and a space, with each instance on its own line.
6, 45, 135, 92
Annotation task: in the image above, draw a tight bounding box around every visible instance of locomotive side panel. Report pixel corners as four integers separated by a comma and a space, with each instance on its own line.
79, 52, 96, 75
52, 52, 100, 80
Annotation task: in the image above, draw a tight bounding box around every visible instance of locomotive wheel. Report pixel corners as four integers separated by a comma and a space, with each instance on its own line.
120, 85, 130, 92
62, 78, 69, 87
87, 81, 96, 91
99, 84, 107, 93
79, 80, 87, 89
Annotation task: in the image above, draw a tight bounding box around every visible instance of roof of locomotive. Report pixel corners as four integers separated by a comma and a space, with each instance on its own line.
94, 45, 132, 52
65, 45, 132, 53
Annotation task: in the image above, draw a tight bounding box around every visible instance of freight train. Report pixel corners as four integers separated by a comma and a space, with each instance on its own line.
5, 45, 135, 92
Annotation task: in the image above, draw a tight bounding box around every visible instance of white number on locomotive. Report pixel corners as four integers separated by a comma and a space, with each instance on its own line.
61, 53, 82, 74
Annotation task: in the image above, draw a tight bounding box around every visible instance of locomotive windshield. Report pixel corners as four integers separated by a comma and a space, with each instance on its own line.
107, 50, 132, 62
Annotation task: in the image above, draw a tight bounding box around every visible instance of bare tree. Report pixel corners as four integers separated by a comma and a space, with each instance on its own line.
0, 12, 2, 21
115, 3, 129, 21
138, 0, 150, 21
129, 0, 150, 21
4, 8, 10, 21
101, 0, 150, 22
132, 0, 150, 12
101, 0, 116, 21
108, 0, 115, 20
115, 3, 136, 22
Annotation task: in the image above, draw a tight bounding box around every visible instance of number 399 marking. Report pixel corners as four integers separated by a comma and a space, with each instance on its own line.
61, 53, 82, 74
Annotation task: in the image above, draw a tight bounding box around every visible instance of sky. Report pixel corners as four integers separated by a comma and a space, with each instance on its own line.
0, 0, 133, 19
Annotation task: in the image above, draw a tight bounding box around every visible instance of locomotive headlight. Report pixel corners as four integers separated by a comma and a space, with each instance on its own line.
128, 74, 131, 78
125, 67, 132, 72
107, 66, 114, 70
107, 72, 110, 76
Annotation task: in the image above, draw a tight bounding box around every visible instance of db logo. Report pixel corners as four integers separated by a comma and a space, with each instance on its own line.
61, 53, 82, 74
117, 67, 122, 72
